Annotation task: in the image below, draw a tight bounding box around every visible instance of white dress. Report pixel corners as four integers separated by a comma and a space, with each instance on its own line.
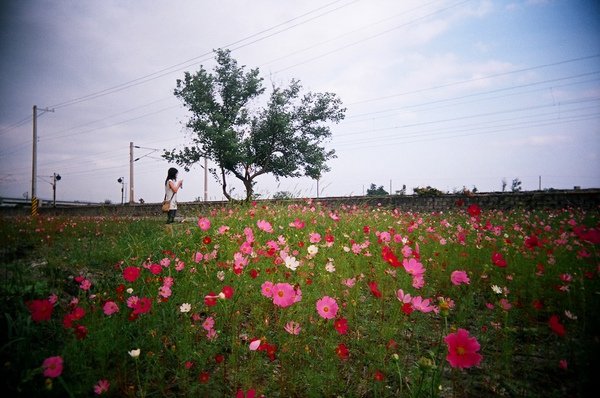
165, 180, 177, 210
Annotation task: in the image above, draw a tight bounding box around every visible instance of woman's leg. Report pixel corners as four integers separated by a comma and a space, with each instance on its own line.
167, 210, 176, 223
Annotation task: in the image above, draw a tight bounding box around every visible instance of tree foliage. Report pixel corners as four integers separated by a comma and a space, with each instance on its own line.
163, 49, 346, 201
366, 183, 388, 196
413, 186, 444, 196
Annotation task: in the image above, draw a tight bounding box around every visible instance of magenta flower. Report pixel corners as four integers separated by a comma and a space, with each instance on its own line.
272, 283, 296, 308
450, 270, 470, 286
42, 356, 63, 378
444, 328, 482, 369
316, 296, 338, 319
94, 379, 110, 395
122, 266, 141, 283
103, 301, 119, 316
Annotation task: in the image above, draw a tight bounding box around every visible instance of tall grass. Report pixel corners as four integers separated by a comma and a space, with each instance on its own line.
1, 201, 598, 397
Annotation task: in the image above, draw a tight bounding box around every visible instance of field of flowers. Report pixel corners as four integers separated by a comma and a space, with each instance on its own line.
0, 200, 598, 397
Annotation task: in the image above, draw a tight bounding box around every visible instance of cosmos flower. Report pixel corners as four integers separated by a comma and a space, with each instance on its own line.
444, 329, 482, 369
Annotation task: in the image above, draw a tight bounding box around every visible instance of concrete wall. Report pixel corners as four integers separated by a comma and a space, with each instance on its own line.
2, 189, 598, 218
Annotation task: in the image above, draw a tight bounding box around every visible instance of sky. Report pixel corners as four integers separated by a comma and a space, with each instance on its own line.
1, 0, 599, 204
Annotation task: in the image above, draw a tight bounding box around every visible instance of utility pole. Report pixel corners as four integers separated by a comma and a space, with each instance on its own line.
31, 105, 54, 216
129, 142, 134, 204
52, 173, 61, 207
539, 176, 542, 191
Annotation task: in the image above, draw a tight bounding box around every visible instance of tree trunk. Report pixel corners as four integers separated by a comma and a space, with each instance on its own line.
243, 177, 253, 202
221, 167, 233, 201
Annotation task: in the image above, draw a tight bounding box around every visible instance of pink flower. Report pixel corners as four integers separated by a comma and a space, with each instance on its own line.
316, 296, 338, 319
309, 233, 321, 243
284, 321, 301, 335
103, 301, 119, 316
257, 220, 273, 233
202, 316, 215, 331
261, 281, 274, 298
194, 252, 203, 263
197, 217, 211, 231
403, 258, 425, 277
249, 339, 261, 351
94, 379, 110, 395
411, 296, 435, 313
271, 283, 296, 308
42, 356, 63, 378
450, 270, 470, 286
290, 218, 305, 229
396, 289, 412, 304
444, 328, 482, 369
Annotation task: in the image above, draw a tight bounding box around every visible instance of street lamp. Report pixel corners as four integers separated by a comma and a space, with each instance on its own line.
117, 177, 124, 205
52, 173, 61, 207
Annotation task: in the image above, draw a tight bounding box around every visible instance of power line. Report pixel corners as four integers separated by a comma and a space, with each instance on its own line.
46, 0, 360, 110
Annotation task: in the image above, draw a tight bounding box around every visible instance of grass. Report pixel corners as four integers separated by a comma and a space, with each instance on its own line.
0, 201, 598, 397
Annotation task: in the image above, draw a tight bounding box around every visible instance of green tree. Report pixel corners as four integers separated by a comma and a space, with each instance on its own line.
272, 191, 294, 200
511, 178, 522, 192
366, 183, 388, 196
163, 49, 346, 202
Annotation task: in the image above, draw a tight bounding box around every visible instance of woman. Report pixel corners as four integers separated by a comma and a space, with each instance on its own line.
164, 167, 183, 224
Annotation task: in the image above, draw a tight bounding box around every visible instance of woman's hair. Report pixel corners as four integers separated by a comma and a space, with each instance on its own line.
165, 167, 178, 184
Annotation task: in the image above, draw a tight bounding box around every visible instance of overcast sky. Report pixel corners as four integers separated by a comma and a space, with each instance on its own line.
1, 0, 599, 204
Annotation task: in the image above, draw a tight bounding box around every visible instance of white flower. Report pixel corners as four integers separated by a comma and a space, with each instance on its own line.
491, 285, 502, 295
128, 348, 141, 358
217, 271, 225, 281
284, 256, 300, 271
325, 260, 336, 273
126, 288, 134, 294
180, 303, 192, 313
564, 310, 577, 320
307, 245, 319, 257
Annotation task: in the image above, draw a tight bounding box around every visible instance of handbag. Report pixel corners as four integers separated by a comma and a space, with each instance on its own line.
162, 189, 174, 213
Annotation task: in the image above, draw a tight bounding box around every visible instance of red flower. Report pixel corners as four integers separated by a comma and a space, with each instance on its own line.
524, 235, 541, 250
467, 204, 481, 217
204, 292, 218, 307
382, 246, 401, 267
198, 371, 210, 384
334, 318, 349, 335
336, 343, 350, 360
374, 370, 385, 382
386, 339, 398, 351
363, 225, 370, 234
444, 328, 482, 369
26, 299, 54, 323
214, 354, 224, 364
368, 281, 382, 298
221, 285, 234, 299
132, 297, 152, 315
122, 266, 141, 283
491, 252, 507, 268
74, 325, 88, 340
249, 269, 259, 279
402, 302, 414, 315
203, 236, 212, 245
548, 315, 566, 337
